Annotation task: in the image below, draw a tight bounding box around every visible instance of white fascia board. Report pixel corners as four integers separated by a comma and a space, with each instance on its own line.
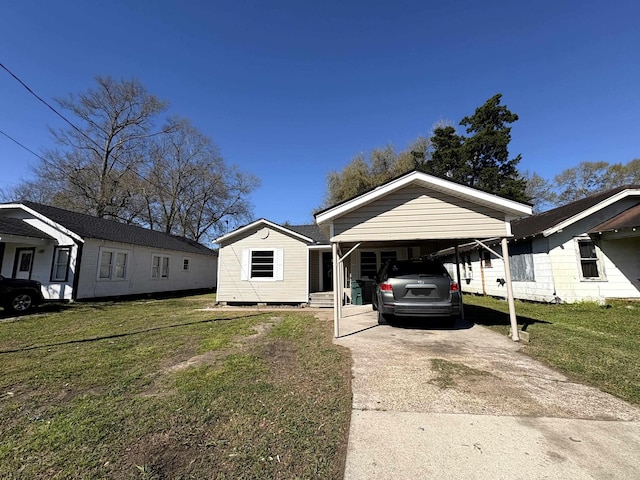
0, 203, 84, 243
214, 218, 314, 244
308, 244, 331, 250
542, 189, 640, 237
315, 171, 532, 224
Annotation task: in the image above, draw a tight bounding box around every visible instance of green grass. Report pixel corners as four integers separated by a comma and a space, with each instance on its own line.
464, 294, 640, 405
0, 295, 352, 479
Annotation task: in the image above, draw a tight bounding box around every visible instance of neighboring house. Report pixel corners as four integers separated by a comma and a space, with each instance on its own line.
0, 202, 218, 301
440, 185, 640, 303
215, 170, 532, 313
214, 219, 331, 305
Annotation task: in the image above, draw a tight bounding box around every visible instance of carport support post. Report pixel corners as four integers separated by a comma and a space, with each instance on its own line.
501, 237, 519, 341
332, 242, 340, 338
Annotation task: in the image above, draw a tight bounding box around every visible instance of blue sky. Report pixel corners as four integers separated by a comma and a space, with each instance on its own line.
1, 0, 639, 226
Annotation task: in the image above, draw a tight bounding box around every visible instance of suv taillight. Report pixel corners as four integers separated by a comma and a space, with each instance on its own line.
450, 281, 459, 292
380, 282, 393, 291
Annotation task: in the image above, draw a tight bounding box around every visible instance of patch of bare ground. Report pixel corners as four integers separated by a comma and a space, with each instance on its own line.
140, 317, 282, 398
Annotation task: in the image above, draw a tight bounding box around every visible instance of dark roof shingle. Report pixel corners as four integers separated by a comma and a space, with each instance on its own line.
20, 202, 216, 256
0, 217, 54, 240
511, 185, 640, 239
287, 224, 329, 244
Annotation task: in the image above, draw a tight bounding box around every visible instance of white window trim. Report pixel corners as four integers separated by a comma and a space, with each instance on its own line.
151, 254, 171, 280
575, 237, 606, 282
241, 248, 284, 282
51, 245, 72, 282
182, 257, 190, 271
97, 247, 129, 281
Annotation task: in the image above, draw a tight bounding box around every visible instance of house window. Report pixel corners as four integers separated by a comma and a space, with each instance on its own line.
152, 255, 170, 279
360, 250, 398, 279
183, 258, 190, 271
241, 249, 284, 281
482, 251, 492, 268
509, 241, 535, 282
98, 249, 128, 280
251, 250, 274, 278
51, 246, 72, 282
577, 239, 601, 279
360, 252, 378, 278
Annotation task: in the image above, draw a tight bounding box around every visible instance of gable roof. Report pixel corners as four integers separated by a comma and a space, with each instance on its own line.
589, 204, 640, 233
215, 218, 322, 245
511, 185, 640, 239
0, 217, 54, 240
3, 202, 216, 256
314, 170, 532, 224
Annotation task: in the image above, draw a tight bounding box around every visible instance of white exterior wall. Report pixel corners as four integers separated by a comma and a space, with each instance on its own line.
447, 204, 640, 303
75, 239, 217, 300
216, 226, 309, 303
1, 210, 79, 301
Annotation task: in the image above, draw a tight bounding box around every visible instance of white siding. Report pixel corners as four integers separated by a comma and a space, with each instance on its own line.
217, 226, 309, 303
333, 185, 510, 242
75, 239, 217, 300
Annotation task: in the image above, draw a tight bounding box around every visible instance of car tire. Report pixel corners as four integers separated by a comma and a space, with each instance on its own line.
377, 310, 390, 325
6, 291, 35, 314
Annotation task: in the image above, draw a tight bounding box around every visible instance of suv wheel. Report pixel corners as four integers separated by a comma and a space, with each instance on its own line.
377, 310, 390, 325
6, 292, 35, 314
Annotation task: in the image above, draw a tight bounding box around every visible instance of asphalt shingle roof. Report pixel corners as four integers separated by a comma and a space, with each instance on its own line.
0, 217, 54, 240
287, 224, 329, 244
511, 185, 640, 239
20, 202, 217, 256
589, 204, 640, 233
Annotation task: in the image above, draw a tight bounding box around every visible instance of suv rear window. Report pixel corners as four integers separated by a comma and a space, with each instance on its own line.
386, 259, 448, 276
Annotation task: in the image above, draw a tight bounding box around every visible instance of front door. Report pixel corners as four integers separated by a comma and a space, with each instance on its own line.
13, 248, 35, 279
322, 251, 333, 291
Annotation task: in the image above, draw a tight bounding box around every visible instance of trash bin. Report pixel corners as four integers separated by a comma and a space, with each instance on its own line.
351, 280, 364, 305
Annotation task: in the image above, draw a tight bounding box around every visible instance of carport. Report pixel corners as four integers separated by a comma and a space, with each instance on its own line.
314, 171, 532, 340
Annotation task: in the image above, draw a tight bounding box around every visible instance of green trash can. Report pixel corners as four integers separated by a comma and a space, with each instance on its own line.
351, 280, 363, 305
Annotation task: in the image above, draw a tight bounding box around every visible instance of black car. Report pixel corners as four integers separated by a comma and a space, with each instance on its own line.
372, 258, 462, 325
0, 275, 44, 314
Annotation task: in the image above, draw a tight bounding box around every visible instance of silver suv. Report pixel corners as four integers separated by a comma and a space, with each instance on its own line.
372, 258, 462, 325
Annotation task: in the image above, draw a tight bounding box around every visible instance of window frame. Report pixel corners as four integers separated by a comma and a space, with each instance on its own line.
359, 250, 399, 279
97, 247, 129, 281
509, 240, 535, 282
50, 246, 72, 282
183, 257, 190, 271
576, 238, 605, 281
151, 254, 171, 279
241, 248, 284, 282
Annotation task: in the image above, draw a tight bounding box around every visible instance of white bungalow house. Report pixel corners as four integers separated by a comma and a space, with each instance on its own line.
215, 170, 532, 324
439, 185, 640, 303
214, 219, 331, 306
0, 201, 218, 301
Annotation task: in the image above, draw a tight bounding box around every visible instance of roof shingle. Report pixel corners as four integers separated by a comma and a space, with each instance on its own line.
19, 202, 216, 256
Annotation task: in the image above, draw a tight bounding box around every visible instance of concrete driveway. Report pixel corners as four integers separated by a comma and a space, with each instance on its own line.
334, 305, 640, 480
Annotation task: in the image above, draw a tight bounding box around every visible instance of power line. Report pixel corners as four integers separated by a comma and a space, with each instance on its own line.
0, 129, 47, 162
0, 62, 102, 151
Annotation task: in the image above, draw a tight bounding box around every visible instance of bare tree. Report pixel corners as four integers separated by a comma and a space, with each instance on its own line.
38, 75, 167, 220
8, 77, 259, 243
141, 118, 259, 242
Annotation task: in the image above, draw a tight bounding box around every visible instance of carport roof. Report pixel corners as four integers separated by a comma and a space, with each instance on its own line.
314, 170, 532, 224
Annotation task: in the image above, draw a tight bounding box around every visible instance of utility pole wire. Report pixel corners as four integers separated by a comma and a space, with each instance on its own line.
0, 62, 103, 151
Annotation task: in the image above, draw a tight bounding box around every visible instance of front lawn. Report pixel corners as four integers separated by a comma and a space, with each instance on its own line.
464, 294, 640, 405
0, 296, 352, 479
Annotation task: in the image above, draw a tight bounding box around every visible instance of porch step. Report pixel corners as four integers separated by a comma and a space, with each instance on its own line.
309, 292, 334, 308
